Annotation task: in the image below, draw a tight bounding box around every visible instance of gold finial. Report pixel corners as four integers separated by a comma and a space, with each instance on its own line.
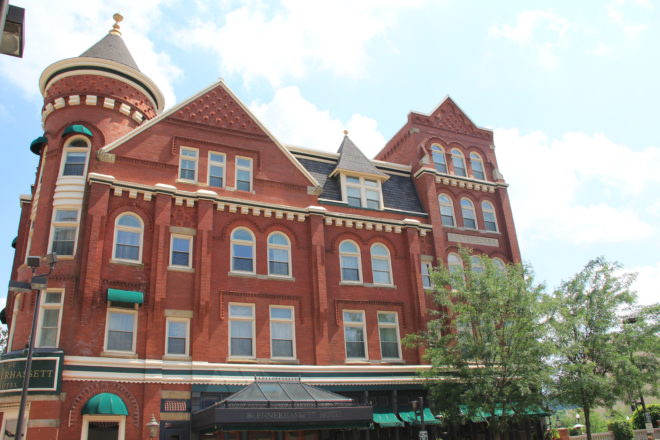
343, 130, 348, 136
109, 13, 123, 35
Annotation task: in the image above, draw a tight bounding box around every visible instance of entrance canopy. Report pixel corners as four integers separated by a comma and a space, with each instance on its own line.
83, 393, 128, 415
192, 378, 373, 433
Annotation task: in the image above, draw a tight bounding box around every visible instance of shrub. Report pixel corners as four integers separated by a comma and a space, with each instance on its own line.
631, 404, 660, 429
608, 420, 633, 440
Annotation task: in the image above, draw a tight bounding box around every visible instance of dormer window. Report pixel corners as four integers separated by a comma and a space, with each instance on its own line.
344, 176, 382, 210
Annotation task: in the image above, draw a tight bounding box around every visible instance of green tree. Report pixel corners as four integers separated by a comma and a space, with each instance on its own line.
546, 257, 637, 440
631, 404, 660, 429
406, 248, 551, 436
0, 326, 7, 354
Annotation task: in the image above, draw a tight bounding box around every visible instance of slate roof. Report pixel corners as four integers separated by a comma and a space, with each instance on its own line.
79, 33, 141, 71
295, 156, 425, 215
333, 136, 388, 178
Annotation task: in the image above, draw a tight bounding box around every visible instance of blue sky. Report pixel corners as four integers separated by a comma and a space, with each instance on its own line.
0, 0, 658, 307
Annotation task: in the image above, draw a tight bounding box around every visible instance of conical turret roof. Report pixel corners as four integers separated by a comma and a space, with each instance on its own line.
80, 32, 140, 71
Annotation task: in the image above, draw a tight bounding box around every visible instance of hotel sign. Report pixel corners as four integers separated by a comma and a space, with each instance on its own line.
0, 352, 63, 395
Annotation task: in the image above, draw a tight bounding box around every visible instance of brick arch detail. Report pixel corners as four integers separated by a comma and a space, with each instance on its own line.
68, 382, 140, 429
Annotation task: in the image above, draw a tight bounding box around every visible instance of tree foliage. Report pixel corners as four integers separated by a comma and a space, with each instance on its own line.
406, 248, 551, 434
546, 257, 637, 440
631, 404, 660, 430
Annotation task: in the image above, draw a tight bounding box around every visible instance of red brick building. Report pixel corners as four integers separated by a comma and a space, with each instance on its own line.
1, 17, 519, 440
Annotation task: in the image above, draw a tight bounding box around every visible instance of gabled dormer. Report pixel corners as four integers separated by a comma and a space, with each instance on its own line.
329, 134, 389, 210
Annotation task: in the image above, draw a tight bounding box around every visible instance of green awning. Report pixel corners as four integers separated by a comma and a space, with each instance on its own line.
459, 405, 550, 423
11, 236, 17, 249
108, 288, 143, 305
62, 124, 93, 137
82, 393, 128, 415
373, 410, 404, 427
398, 408, 441, 425
30, 136, 47, 155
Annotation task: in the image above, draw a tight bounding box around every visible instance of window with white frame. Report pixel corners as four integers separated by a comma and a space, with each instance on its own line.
339, 240, 361, 282
166, 318, 189, 356
461, 198, 477, 229
370, 243, 392, 285
179, 147, 198, 182
421, 261, 433, 289
451, 148, 467, 177
113, 213, 143, 262
170, 235, 192, 268
37, 289, 64, 348
231, 228, 255, 273
236, 157, 253, 191
345, 176, 381, 209
50, 208, 79, 256
482, 201, 498, 232
61, 137, 89, 176
270, 306, 295, 359
208, 152, 225, 188
267, 232, 291, 276
343, 310, 367, 360
431, 145, 448, 173
105, 303, 137, 352
0, 409, 28, 440
470, 152, 485, 180
448, 253, 463, 273
378, 312, 401, 359
229, 304, 255, 358
438, 194, 456, 227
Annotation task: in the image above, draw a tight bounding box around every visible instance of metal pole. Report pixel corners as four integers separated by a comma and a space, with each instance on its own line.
14, 287, 42, 440
0, 0, 9, 38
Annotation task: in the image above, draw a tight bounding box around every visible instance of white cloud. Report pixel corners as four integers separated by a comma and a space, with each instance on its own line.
628, 261, 660, 305
606, 0, 650, 37
0, 0, 181, 106
489, 10, 571, 69
174, 0, 426, 86
494, 128, 659, 244
250, 86, 386, 157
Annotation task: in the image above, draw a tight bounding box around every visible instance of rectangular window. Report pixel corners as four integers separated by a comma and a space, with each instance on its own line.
50, 208, 79, 256
236, 157, 252, 191
105, 307, 137, 352
37, 290, 64, 348
170, 235, 192, 268
166, 318, 189, 356
208, 152, 225, 188
343, 310, 367, 360
179, 147, 198, 181
270, 306, 295, 359
229, 304, 254, 358
62, 151, 87, 176
344, 175, 382, 210
421, 261, 432, 289
378, 312, 401, 359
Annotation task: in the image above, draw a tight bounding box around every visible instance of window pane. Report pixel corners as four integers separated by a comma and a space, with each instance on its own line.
233, 257, 253, 272
109, 312, 134, 332
342, 255, 359, 269
42, 308, 59, 327
272, 339, 293, 357
44, 292, 62, 304
268, 233, 288, 246
381, 341, 399, 358
172, 238, 190, 252
271, 307, 292, 319
39, 327, 58, 347
63, 152, 87, 176
343, 311, 363, 323
168, 321, 186, 338
234, 243, 253, 258
172, 251, 189, 266
233, 229, 253, 241
55, 210, 78, 222
237, 158, 251, 168
272, 322, 292, 339
108, 330, 133, 351
346, 176, 360, 184
210, 152, 224, 163
346, 341, 365, 358
167, 337, 186, 354
373, 270, 391, 284
378, 313, 396, 324
347, 196, 361, 208
230, 338, 253, 356
182, 149, 197, 158
269, 261, 289, 275
117, 215, 140, 228
231, 320, 253, 338
230, 305, 253, 318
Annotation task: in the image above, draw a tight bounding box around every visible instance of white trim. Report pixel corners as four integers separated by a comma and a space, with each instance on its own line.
342, 310, 368, 361
112, 213, 144, 263
230, 227, 256, 274
169, 234, 193, 269
370, 243, 393, 286
481, 200, 499, 232
59, 136, 91, 178
178, 146, 199, 183
103, 306, 138, 354
235, 156, 253, 192
207, 151, 226, 189
80, 414, 125, 440
48, 207, 81, 257
431, 144, 448, 173
269, 305, 296, 360
339, 240, 362, 283
460, 197, 478, 230
451, 148, 467, 177
35, 289, 65, 348
228, 303, 255, 360
377, 311, 402, 361
341, 174, 383, 210
469, 151, 486, 180
165, 317, 190, 357
438, 193, 456, 227
267, 231, 292, 278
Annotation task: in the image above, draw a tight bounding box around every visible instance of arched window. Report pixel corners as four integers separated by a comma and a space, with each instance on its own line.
470, 152, 485, 180
438, 194, 455, 227
461, 198, 477, 229
493, 258, 506, 273
268, 232, 291, 277
431, 145, 447, 173
113, 213, 143, 262
339, 240, 361, 282
451, 148, 467, 177
231, 228, 255, 273
61, 137, 90, 177
470, 255, 484, 273
448, 253, 463, 273
482, 201, 498, 232
370, 243, 392, 285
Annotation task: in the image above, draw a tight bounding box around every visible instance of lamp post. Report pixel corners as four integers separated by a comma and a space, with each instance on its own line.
146, 414, 159, 438
8, 253, 57, 439
0, 0, 25, 57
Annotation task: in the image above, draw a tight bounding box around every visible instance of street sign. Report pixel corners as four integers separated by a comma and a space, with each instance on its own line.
419, 430, 428, 440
